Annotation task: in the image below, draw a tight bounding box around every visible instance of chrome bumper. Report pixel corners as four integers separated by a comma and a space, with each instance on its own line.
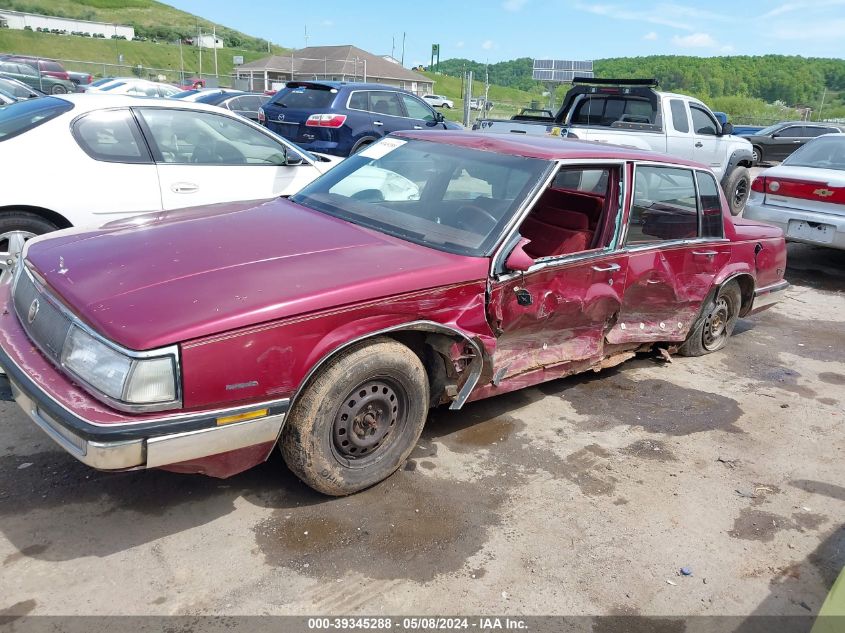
751, 279, 789, 313
6, 371, 287, 472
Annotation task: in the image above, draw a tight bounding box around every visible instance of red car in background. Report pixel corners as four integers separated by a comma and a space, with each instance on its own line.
0, 132, 788, 496
1, 55, 71, 81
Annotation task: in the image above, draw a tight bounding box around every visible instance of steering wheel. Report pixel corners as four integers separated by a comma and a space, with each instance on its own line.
454, 204, 498, 233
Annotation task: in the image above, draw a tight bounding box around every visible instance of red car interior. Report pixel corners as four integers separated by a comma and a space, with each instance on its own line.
520, 188, 606, 258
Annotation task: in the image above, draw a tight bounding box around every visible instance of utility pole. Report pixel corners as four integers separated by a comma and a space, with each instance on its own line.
198, 24, 202, 79
463, 70, 472, 127
391, 35, 395, 60
213, 25, 218, 79
304, 24, 309, 48
179, 38, 185, 84
818, 87, 827, 121
400, 32, 406, 66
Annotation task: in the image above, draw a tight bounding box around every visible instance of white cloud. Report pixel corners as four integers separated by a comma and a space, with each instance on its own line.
455, 40, 465, 48
320, 19, 334, 27
671, 32, 718, 48
763, 0, 845, 19
720, 44, 735, 53
481, 39, 495, 50
502, 0, 528, 10
574, 2, 729, 31
643, 31, 658, 40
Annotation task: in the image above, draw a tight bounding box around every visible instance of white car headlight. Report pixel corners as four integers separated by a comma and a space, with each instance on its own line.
61, 326, 178, 406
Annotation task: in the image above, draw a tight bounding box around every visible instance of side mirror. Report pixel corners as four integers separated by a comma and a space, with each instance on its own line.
505, 238, 535, 272
285, 151, 304, 166
721, 122, 734, 135
434, 111, 445, 123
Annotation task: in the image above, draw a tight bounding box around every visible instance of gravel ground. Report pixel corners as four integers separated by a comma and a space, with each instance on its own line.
0, 242, 842, 620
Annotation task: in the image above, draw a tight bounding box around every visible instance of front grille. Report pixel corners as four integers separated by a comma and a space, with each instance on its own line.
13, 268, 73, 363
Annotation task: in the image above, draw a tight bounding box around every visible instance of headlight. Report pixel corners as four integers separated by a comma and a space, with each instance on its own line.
61, 326, 178, 406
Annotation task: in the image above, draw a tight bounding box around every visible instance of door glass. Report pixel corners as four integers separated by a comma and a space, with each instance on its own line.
696, 171, 724, 239
670, 99, 689, 133
369, 91, 404, 117
627, 166, 699, 244
803, 127, 826, 138
138, 109, 288, 165
223, 96, 242, 111
690, 106, 717, 135
401, 94, 435, 122
348, 90, 369, 111
72, 109, 150, 163
779, 126, 802, 138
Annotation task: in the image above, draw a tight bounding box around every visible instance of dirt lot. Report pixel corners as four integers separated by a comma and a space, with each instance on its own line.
0, 241, 843, 619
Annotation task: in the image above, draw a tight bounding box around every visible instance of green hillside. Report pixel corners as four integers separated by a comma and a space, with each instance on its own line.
420, 71, 544, 121
0, 0, 283, 51
0, 28, 276, 81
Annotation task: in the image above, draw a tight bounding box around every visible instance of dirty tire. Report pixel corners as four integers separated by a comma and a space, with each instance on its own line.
280, 337, 429, 496
723, 166, 751, 216
678, 280, 742, 357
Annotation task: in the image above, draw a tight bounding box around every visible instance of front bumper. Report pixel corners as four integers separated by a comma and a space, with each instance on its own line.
744, 200, 845, 250
0, 291, 288, 472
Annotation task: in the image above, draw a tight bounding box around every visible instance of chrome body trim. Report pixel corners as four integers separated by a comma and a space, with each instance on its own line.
751, 279, 789, 312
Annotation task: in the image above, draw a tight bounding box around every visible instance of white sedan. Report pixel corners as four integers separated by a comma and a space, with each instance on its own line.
745, 133, 845, 251
84, 78, 182, 98
0, 94, 342, 273
422, 94, 454, 109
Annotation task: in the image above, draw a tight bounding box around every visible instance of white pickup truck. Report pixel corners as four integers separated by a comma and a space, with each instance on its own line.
474, 78, 754, 215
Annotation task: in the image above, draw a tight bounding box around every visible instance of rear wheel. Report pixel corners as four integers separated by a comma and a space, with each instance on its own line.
280, 337, 429, 496
678, 281, 742, 356
723, 166, 750, 216
0, 212, 59, 281
50, 84, 67, 95
752, 145, 763, 165
350, 138, 374, 155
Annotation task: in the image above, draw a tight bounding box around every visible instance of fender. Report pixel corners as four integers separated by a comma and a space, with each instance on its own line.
720, 148, 754, 186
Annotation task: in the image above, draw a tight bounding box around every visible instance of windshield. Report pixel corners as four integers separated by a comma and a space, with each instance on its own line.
0, 96, 72, 141
784, 135, 845, 170
290, 137, 551, 257
90, 77, 116, 88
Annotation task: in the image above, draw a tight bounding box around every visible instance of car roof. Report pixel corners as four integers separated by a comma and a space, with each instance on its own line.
52, 93, 252, 116
285, 80, 411, 92
396, 130, 706, 167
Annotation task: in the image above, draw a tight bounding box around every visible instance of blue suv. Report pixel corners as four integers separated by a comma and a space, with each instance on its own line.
258, 81, 462, 157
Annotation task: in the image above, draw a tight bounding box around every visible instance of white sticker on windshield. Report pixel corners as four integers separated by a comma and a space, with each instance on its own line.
359, 138, 407, 160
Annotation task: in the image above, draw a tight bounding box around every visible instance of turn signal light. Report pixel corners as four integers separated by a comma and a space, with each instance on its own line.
305, 113, 348, 128
257, 107, 266, 123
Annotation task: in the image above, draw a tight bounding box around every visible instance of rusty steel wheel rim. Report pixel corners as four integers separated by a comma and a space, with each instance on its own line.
703, 296, 731, 350
332, 378, 406, 467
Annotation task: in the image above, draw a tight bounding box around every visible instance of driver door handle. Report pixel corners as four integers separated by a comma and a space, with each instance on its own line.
591, 263, 621, 273
373, 121, 384, 126
413, 125, 423, 129
695, 141, 703, 148
692, 250, 718, 258
171, 182, 198, 194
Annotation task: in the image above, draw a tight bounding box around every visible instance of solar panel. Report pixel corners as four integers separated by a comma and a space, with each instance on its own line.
532, 60, 593, 82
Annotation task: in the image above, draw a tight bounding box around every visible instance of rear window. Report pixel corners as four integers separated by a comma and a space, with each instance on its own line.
42, 61, 64, 72
0, 96, 72, 142
101, 81, 127, 92
270, 84, 337, 109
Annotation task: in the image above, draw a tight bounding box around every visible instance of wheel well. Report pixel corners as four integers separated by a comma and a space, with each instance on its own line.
0, 206, 72, 230
727, 274, 755, 317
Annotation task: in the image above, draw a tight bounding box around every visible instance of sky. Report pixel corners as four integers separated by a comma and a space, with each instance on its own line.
164, 0, 845, 65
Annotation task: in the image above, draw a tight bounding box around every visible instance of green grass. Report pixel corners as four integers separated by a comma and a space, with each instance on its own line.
420, 71, 544, 122
0, 29, 276, 81
0, 0, 283, 52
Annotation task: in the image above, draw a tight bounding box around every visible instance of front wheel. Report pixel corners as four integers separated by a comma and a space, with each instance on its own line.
280, 337, 429, 496
723, 166, 750, 216
678, 281, 742, 357
752, 146, 763, 165
51, 84, 68, 94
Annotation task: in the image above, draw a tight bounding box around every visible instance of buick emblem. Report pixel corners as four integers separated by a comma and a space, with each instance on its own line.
814, 188, 834, 198
27, 299, 39, 324
277, 113, 285, 122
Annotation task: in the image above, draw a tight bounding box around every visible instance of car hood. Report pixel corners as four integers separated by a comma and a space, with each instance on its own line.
24, 199, 489, 350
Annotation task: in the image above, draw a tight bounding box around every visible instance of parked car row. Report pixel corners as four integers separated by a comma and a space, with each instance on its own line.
0, 94, 342, 270
258, 81, 462, 157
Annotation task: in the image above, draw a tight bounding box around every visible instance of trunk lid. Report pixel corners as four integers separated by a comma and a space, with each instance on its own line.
756, 166, 845, 215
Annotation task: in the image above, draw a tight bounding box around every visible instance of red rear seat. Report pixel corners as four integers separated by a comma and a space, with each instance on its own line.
543, 189, 604, 229
521, 208, 592, 258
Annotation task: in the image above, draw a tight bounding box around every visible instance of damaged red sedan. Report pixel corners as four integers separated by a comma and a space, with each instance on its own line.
0, 132, 788, 495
